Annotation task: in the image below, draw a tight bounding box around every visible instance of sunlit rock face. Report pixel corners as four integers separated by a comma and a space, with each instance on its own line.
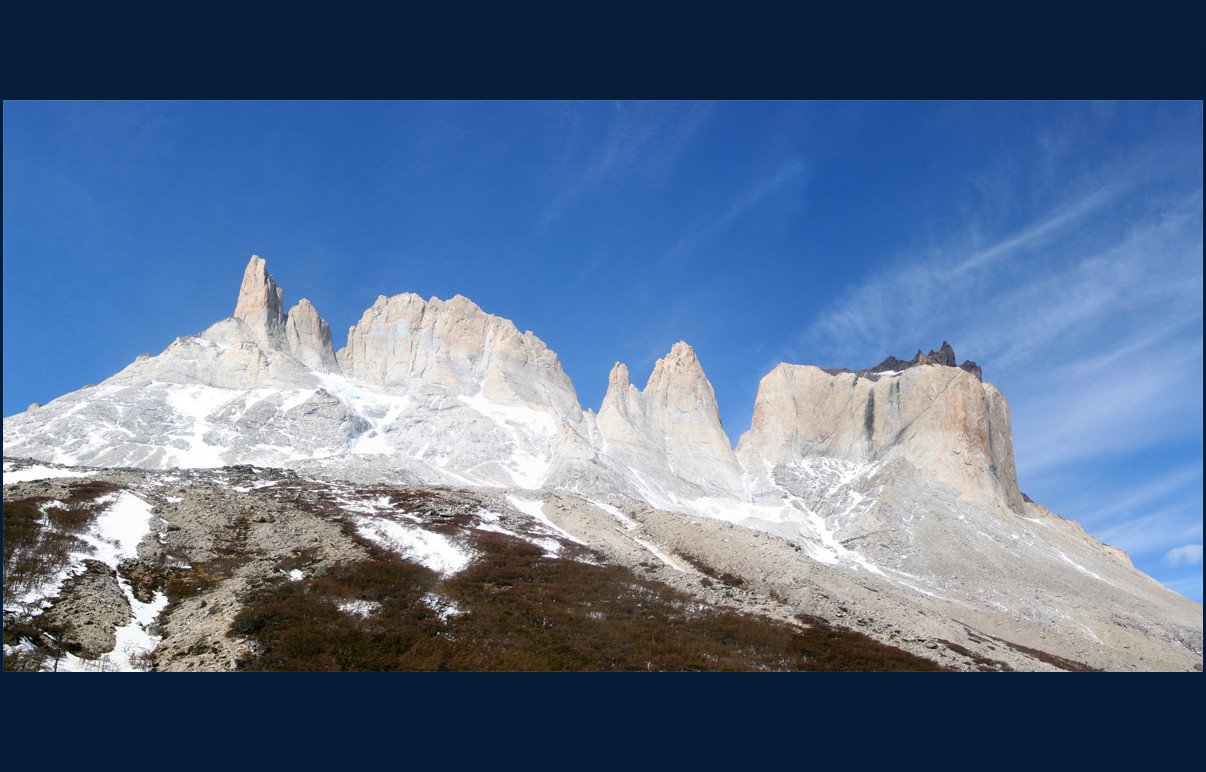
232, 254, 286, 348
284, 299, 338, 372
737, 357, 1024, 515
4, 254, 1202, 673
335, 291, 581, 416
597, 342, 746, 502
330, 289, 602, 490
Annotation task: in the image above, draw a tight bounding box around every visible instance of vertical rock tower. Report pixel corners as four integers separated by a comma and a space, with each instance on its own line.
737, 348, 1024, 514
598, 341, 745, 501
229, 255, 337, 371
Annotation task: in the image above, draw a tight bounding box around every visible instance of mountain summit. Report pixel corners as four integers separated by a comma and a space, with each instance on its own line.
233, 254, 285, 331
597, 341, 746, 502
4, 255, 1200, 671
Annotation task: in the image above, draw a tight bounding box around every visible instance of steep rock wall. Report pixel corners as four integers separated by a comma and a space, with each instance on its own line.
737, 362, 1025, 513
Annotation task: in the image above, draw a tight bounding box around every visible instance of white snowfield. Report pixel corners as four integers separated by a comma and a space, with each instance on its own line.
353, 515, 475, 576
2, 461, 93, 485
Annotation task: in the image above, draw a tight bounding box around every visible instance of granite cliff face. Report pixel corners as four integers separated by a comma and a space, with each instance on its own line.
596, 342, 745, 503
227, 255, 337, 371
232, 254, 285, 339
336, 291, 581, 416
0, 254, 1104, 520
4, 254, 1200, 672
738, 358, 1023, 514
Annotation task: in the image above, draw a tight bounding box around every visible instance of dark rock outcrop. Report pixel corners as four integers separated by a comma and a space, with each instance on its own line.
926, 342, 957, 367
825, 341, 982, 382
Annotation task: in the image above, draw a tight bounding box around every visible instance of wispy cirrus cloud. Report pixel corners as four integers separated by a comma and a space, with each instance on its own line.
788, 181, 1132, 367
539, 102, 711, 229
1159, 575, 1203, 601
1046, 464, 1203, 529
665, 158, 808, 264
787, 177, 1203, 475
1093, 505, 1203, 558
949, 182, 1121, 277
1164, 545, 1204, 568
1010, 334, 1202, 477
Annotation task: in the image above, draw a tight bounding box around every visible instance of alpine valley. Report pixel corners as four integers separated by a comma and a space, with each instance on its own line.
4, 256, 1200, 671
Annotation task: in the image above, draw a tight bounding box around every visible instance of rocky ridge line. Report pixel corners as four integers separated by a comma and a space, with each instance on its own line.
825, 341, 982, 382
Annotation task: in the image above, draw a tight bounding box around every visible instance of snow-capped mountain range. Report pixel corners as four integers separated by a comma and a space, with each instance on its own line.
3, 257, 1018, 510
4, 255, 1201, 671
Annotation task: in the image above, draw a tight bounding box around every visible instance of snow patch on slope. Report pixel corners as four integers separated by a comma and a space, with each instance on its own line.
584, 498, 682, 570
160, 384, 239, 467
82, 490, 155, 566
621, 456, 890, 578
587, 498, 638, 531
506, 495, 586, 546
460, 393, 556, 489
422, 593, 464, 621
29, 490, 166, 672
314, 371, 412, 455
3, 462, 93, 485
339, 599, 381, 617
630, 536, 685, 571
353, 516, 474, 576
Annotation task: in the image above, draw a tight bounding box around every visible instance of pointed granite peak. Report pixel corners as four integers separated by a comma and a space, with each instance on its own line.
644, 340, 722, 415
285, 297, 338, 372
234, 255, 285, 326
597, 340, 743, 498
666, 340, 698, 365
647, 341, 705, 386
609, 361, 630, 388
599, 361, 636, 416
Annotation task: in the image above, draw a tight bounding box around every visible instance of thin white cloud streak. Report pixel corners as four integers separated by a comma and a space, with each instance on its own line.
1092, 504, 1203, 557
1164, 545, 1203, 567
666, 159, 807, 263
961, 202, 1203, 374
950, 184, 1121, 276
791, 181, 1203, 476
540, 103, 710, 228
1011, 335, 1202, 476
791, 183, 1124, 365
1038, 464, 1202, 528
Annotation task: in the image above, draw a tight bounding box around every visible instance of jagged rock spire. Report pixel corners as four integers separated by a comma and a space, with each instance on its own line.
234, 255, 285, 327
645, 341, 708, 401
827, 341, 982, 382
285, 298, 338, 372
927, 341, 957, 367
598, 341, 745, 499
227, 255, 336, 371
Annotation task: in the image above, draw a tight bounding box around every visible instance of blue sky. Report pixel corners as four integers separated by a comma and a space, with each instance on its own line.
4, 101, 1201, 602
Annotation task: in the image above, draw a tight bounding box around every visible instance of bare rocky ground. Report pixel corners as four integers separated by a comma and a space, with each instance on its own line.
542, 494, 1201, 672
4, 459, 1200, 672
38, 560, 132, 658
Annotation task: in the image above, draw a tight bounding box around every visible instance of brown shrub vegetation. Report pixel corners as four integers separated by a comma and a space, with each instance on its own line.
231, 527, 948, 672
961, 627, 1100, 672
3, 497, 88, 604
